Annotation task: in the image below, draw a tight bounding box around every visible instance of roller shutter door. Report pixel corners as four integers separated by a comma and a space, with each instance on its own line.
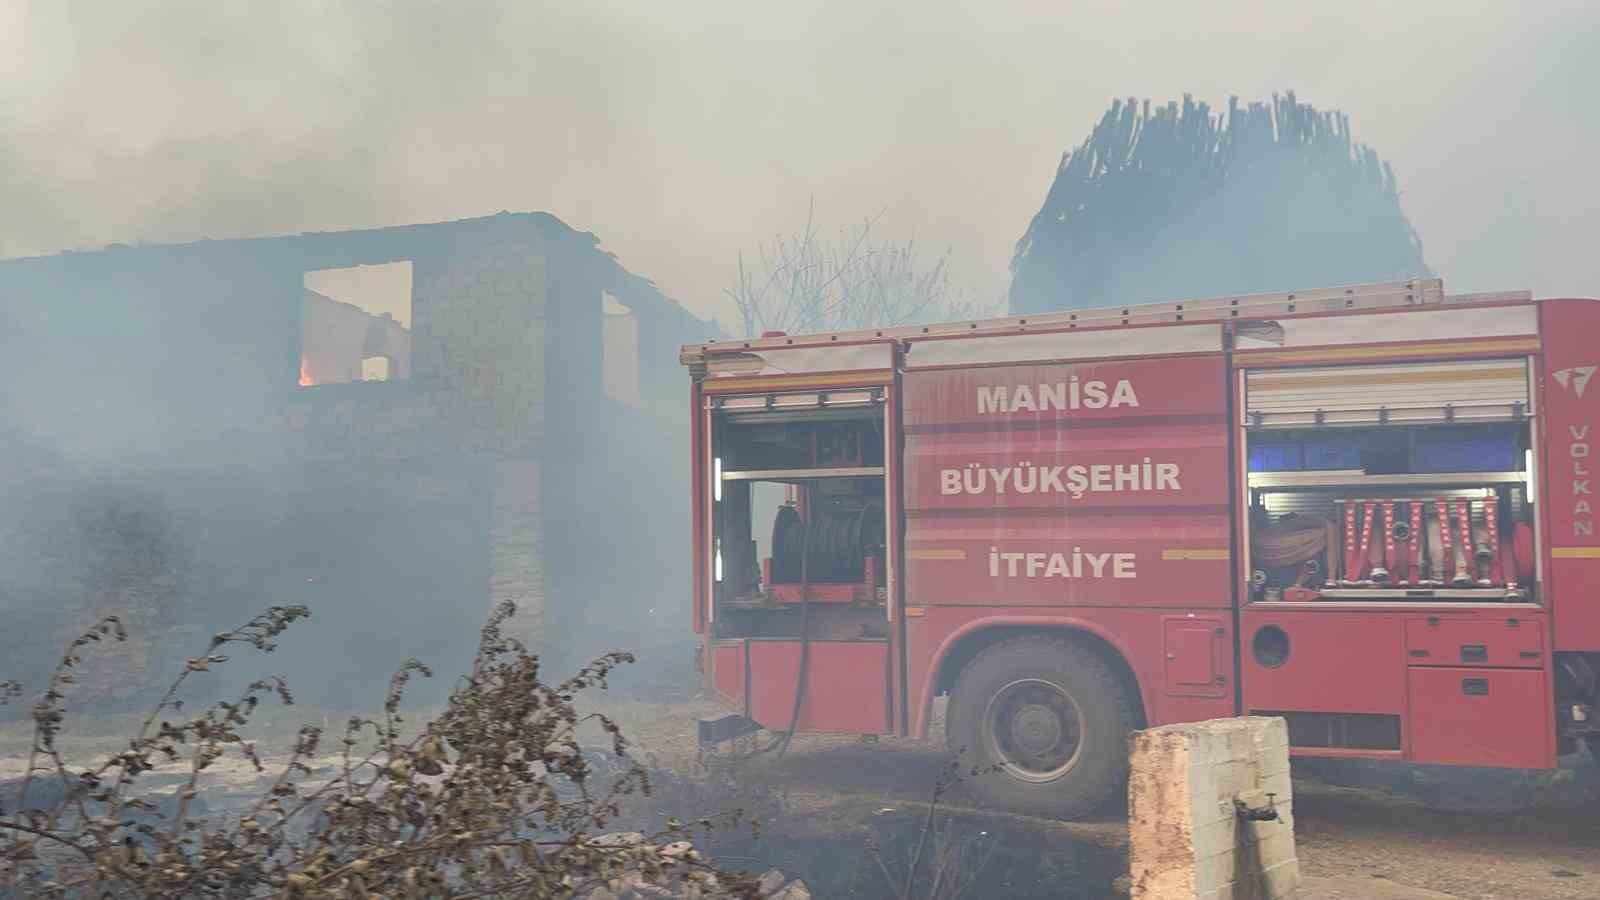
1245, 359, 1531, 428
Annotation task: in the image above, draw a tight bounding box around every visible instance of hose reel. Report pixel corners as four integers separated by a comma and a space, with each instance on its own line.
770, 500, 885, 583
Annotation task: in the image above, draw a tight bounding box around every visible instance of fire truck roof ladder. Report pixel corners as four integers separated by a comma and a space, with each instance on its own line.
680, 278, 1524, 361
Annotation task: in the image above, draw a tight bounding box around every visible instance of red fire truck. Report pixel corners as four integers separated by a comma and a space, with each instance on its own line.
680, 279, 1600, 816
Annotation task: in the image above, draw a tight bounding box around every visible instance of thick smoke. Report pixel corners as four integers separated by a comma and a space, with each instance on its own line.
2, 1, 1595, 324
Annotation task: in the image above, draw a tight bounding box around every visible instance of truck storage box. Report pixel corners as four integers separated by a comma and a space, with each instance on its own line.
1406, 666, 1551, 768
1404, 617, 1542, 668
1414, 435, 1518, 472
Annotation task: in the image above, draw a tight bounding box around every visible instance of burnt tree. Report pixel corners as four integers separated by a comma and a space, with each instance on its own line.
1010, 92, 1429, 314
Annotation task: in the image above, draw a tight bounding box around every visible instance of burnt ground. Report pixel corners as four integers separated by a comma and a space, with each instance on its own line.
595, 699, 1600, 900
4, 698, 1597, 898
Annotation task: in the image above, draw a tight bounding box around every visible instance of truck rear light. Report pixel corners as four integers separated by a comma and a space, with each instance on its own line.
714, 539, 723, 582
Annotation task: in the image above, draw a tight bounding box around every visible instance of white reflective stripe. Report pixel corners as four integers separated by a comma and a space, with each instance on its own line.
905, 323, 1222, 368
1235, 305, 1537, 351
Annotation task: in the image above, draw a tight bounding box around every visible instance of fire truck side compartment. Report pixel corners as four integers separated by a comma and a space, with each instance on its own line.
1404, 616, 1543, 668
1242, 357, 1538, 601
1406, 666, 1553, 767
705, 397, 892, 733
1239, 348, 1551, 762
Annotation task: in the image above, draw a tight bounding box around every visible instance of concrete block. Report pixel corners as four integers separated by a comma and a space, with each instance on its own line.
1129, 716, 1298, 900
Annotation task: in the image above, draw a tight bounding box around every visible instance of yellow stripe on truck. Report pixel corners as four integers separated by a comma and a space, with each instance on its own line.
1162, 549, 1231, 561
1552, 547, 1600, 559
907, 548, 967, 560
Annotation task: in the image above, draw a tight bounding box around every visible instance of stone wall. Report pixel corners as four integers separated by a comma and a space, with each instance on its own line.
1128, 716, 1299, 900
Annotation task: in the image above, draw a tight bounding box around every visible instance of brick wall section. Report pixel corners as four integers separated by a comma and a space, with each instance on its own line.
1128, 716, 1299, 900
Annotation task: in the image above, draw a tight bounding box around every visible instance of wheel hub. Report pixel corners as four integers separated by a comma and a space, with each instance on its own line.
983, 678, 1086, 782
1010, 703, 1064, 755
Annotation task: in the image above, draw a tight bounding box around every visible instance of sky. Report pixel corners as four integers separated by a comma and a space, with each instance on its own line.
2, 0, 1595, 332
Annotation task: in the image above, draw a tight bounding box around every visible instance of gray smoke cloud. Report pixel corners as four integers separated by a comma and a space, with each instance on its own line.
2, 0, 1596, 327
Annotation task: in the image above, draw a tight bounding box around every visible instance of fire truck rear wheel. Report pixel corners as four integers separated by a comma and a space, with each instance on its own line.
946, 635, 1134, 818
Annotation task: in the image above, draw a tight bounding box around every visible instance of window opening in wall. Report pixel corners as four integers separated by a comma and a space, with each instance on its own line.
300, 261, 413, 387
360, 356, 392, 382
602, 291, 639, 406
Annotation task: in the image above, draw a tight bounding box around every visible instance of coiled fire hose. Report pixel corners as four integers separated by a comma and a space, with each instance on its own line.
771, 501, 884, 582
1253, 514, 1329, 569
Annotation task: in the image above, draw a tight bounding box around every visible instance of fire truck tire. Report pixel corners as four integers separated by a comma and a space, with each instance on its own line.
946, 635, 1135, 819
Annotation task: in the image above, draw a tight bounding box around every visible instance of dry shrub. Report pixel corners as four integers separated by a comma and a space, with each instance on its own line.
867, 757, 996, 900
1, 602, 759, 898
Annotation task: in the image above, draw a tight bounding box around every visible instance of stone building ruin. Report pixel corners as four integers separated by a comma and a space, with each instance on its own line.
0, 212, 720, 708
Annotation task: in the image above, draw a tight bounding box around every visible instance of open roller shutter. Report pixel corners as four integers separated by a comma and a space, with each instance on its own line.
1245, 359, 1532, 428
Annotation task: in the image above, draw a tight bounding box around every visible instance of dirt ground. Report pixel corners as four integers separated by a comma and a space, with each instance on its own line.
593, 698, 1600, 900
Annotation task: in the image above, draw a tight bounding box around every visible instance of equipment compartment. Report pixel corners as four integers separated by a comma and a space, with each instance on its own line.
1406, 667, 1552, 768
711, 399, 890, 627
1242, 391, 1538, 603
1404, 616, 1543, 668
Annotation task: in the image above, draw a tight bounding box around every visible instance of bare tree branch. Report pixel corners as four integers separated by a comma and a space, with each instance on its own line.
727, 203, 995, 337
